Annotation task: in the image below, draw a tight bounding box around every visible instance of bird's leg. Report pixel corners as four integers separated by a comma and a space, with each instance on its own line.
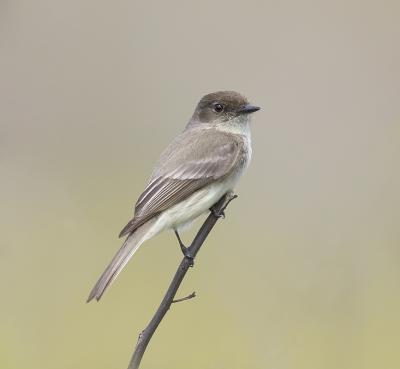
210, 193, 238, 219
174, 230, 187, 254
174, 230, 194, 266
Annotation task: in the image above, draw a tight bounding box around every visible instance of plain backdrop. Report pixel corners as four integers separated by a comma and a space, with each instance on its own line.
1, 1, 399, 368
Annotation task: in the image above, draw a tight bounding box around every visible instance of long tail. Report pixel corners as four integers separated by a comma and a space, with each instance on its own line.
87, 218, 158, 302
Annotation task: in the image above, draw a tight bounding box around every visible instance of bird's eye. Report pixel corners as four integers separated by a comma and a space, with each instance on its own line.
213, 103, 224, 113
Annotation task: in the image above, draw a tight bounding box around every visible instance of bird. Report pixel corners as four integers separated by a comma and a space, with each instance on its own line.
87, 91, 260, 302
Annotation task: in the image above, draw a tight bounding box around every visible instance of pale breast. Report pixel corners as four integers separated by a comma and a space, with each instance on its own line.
214, 116, 252, 173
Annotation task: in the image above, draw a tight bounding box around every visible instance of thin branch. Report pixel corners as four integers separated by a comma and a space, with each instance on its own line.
127, 192, 237, 369
172, 291, 196, 304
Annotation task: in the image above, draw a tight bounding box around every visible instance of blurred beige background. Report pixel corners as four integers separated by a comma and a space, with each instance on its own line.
1, 1, 399, 368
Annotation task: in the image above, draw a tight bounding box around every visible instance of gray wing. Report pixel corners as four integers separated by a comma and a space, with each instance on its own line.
119, 128, 241, 237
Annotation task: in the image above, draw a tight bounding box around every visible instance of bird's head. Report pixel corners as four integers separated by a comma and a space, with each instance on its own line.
193, 91, 260, 127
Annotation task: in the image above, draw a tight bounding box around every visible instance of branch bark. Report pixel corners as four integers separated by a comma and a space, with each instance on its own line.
127, 192, 237, 369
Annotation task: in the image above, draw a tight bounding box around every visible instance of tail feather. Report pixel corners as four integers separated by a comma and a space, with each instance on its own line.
87, 218, 158, 302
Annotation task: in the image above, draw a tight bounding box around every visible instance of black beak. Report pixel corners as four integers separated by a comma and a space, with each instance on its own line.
239, 104, 261, 114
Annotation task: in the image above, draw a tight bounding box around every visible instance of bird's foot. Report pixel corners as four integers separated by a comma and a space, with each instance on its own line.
210, 205, 225, 219
184, 252, 195, 267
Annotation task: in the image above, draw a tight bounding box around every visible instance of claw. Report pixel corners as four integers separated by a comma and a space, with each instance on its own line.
185, 253, 194, 267
210, 206, 225, 219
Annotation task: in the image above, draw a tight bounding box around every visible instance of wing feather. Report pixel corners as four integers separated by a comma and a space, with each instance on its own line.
119, 129, 241, 238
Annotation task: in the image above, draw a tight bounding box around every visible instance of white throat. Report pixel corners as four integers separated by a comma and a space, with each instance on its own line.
215, 114, 251, 137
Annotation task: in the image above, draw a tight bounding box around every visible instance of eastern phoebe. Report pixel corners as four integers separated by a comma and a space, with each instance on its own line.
87, 91, 260, 302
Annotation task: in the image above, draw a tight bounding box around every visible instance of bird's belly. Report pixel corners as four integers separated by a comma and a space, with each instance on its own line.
157, 179, 236, 233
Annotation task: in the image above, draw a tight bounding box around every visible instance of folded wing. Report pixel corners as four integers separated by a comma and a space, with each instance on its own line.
119, 129, 241, 237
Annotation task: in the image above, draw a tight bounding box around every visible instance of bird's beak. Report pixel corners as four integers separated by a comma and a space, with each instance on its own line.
239, 104, 261, 114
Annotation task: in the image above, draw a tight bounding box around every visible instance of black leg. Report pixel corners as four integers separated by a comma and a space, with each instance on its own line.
174, 230, 187, 254
174, 230, 194, 266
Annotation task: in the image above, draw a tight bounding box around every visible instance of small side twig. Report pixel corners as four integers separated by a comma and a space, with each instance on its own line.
127, 192, 237, 369
172, 291, 196, 303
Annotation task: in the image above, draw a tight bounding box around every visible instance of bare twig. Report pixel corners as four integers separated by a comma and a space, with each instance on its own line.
172, 291, 196, 303
127, 192, 237, 369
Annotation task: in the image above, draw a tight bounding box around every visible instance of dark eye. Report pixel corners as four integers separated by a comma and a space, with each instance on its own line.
213, 103, 224, 113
